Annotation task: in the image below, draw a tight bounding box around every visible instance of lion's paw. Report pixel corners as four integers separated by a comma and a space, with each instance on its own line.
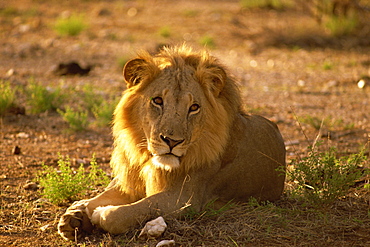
90, 205, 115, 229
58, 200, 94, 241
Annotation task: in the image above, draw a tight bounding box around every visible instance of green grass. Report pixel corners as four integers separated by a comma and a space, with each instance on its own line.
0, 7, 18, 16
92, 97, 119, 127
158, 26, 171, 38
25, 80, 63, 114
322, 61, 334, 70
0, 81, 15, 115
58, 106, 89, 131
297, 115, 355, 131
54, 14, 88, 37
199, 35, 216, 49
38, 154, 110, 205
288, 142, 367, 206
182, 9, 200, 18
325, 15, 358, 37
80, 85, 104, 111
240, 0, 287, 9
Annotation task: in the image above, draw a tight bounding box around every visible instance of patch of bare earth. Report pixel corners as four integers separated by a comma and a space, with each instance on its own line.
1, 0, 369, 246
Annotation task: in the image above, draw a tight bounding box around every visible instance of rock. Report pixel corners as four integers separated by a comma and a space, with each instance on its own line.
6, 68, 15, 77
12, 146, 21, 155
40, 224, 51, 232
23, 182, 39, 191
297, 80, 306, 87
53, 61, 92, 76
139, 216, 167, 238
156, 240, 175, 247
357, 79, 366, 89
16, 132, 29, 138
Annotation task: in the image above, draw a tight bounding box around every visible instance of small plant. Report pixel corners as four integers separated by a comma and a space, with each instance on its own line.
240, 0, 286, 9
325, 15, 358, 36
158, 26, 171, 38
182, 9, 199, 18
298, 115, 355, 131
0, 7, 18, 16
0, 81, 15, 115
54, 14, 88, 37
81, 85, 104, 111
322, 61, 334, 70
58, 106, 89, 131
289, 142, 367, 205
92, 97, 119, 127
25, 80, 63, 114
199, 35, 216, 49
38, 154, 110, 205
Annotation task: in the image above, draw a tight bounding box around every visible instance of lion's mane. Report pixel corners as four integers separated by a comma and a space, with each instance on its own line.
111, 45, 242, 194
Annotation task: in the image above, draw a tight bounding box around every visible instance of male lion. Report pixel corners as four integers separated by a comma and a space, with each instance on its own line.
58, 45, 286, 240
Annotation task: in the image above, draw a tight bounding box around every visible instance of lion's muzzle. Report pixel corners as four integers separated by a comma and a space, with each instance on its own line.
160, 134, 184, 151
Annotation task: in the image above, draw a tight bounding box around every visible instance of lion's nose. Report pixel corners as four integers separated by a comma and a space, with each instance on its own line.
160, 135, 184, 150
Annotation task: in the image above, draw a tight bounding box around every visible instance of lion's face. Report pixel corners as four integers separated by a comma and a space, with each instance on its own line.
115, 46, 239, 172
140, 66, 207, 171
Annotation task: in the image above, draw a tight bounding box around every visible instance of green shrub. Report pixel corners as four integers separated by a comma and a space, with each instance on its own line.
54, 14, 88, 37
289, 143, 367, 205
240, 0, 286, 9
25, 80, 63, 114
92, 97, 119, 127
0, 81, 15, 115
199, 35, 216, 49
81, 85, 103, 111
38, 154, 109, 205
325, 15, 358, 36
58, 106, 89, 131
158, 26, 171, 38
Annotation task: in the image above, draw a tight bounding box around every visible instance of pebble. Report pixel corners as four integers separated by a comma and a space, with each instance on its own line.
40, 224, 51, 232
357, 79, 366, 89
12, 145, 21, 155
23, 182, 39, 191
139, 216, 167, 238
156, 240, 175, 247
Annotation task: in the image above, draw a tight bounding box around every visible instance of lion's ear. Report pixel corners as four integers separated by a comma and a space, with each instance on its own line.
205, 65, 227, 97
123, 58, 146, 88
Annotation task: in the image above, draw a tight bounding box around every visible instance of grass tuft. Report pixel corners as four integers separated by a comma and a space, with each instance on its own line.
288, 142, 367, 206
38, 154, 109, 205
57, 106, 89, 131
199, 35, 216, 49
92, 97, 119, 127
54, 14, 88, 37
325, 15, 358, 36
0, 81, 15, 116
240, 0, 286, 10
25, 80, 63, 114
158, 26, 171, 38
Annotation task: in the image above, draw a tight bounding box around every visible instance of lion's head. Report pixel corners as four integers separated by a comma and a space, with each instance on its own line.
111, 45, 241, 181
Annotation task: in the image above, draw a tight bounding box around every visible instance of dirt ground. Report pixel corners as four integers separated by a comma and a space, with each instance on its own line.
1, 0, 369, 246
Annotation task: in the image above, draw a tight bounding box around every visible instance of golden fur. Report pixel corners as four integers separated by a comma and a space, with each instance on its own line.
111, 45, 241, 195
58, 45, 286, 240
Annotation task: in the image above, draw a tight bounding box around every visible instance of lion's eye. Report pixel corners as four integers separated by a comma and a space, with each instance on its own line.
152, 97, 163, 106
189, 103, 200, 113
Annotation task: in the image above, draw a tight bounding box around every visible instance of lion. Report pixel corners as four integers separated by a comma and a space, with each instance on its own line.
58, 44, 286, 240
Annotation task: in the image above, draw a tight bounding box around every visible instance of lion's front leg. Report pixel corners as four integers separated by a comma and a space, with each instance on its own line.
58, 179, 142, 241
89, 187, 206, 235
